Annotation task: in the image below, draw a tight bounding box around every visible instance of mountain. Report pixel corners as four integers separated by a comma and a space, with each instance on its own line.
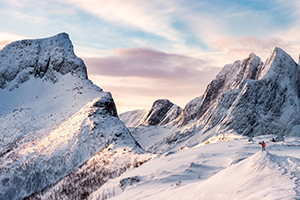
170, 96, 203, 126
2, 33, 300, 199
120, 99, 182, 128
121, 47, 300, 153
0, 33, 149, 200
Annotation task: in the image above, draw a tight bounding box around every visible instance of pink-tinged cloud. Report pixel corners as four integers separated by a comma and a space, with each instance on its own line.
84, 48, 219, 81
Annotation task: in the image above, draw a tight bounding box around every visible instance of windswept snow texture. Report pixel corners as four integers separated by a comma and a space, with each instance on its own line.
0, 33, 147, 200
123, 47, 300, 153
90, 136, 300, 200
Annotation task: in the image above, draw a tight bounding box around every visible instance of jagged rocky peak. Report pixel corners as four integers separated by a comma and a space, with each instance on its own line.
209, 47, 300, 138
194, 52, 263, 121
0, 34, 149, 199
0, 32, 87, 89
139, 99, 181, 126
258, 47, 298, 81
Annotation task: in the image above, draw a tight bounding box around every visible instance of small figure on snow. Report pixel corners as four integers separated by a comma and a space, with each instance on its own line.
261, 141, 266, 151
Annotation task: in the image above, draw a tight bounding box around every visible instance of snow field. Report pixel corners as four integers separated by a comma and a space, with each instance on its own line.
91, 135, 300, 200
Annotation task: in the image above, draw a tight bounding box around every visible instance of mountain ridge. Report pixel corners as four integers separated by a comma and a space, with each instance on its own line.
120, 47, 300, 153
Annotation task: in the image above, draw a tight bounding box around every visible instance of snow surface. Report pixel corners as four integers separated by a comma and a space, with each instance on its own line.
90, 135, 300, 200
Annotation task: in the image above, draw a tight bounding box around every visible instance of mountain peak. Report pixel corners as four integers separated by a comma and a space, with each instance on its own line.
258, 46, 298, 80
0, 33, 87, 90
138, 99, 181, 126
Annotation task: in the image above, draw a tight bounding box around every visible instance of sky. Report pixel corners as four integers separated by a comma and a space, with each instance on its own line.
1, 0, 300, 113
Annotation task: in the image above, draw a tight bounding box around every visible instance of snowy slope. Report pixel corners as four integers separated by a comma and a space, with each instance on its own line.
0, 33, 148, 200
119, 109, 148, 127
90, 135, 300, 200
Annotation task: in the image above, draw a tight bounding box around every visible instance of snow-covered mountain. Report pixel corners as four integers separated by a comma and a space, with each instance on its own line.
121, 47, 300, 153
2, 32, 300, 200
0, 33, 150, 200
120, 99, 182, 127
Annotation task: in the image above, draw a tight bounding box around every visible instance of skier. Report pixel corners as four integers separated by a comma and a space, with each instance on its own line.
261, 141, 266, 151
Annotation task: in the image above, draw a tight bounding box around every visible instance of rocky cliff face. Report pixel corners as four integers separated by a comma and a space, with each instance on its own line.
194, 53, 263, 124
0, 33, 149, 200
217, 47, 300, 138
171, 96, 203, 126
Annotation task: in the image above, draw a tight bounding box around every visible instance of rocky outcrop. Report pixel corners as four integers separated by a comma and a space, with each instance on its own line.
195, 53, 263, 123
159, 104, 182, 126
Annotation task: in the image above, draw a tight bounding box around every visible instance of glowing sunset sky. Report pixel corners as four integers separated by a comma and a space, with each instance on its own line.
1, 0, 300, 113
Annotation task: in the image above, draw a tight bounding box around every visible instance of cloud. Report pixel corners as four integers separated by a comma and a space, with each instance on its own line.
62, 0, 182, 42
209, 35, 300, 65
213, 36, 289, 54
84, 48, 221, 113
84, 48, 217, 81
215, 37, 280, 50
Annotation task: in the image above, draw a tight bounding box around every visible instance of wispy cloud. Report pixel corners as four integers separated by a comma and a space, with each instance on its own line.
62, 0, 183, 42
84, 47, 221, 112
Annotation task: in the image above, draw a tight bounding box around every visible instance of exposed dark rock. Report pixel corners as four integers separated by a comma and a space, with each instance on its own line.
139, 99, 179, 126
93, 93, 118, 117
